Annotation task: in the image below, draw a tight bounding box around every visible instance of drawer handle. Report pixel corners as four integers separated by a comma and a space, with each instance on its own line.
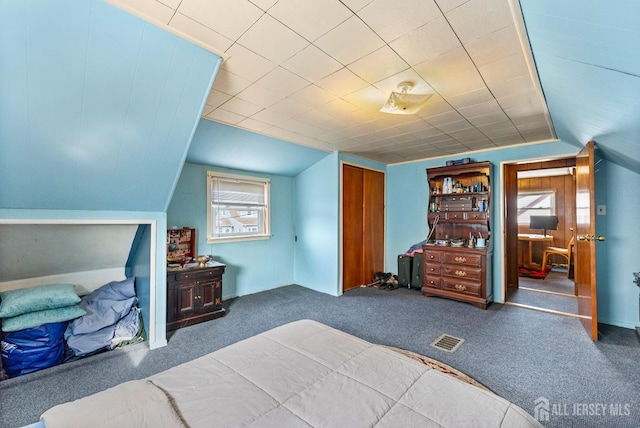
455, 256, 466, 263
429, 255, 436, 259
455, 284, 467, 291
455, 270, 466, 277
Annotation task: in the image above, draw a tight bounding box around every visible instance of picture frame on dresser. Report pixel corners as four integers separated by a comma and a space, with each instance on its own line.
422, 161, 493, 309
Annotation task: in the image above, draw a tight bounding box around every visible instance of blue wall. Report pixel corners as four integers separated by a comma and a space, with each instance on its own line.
167, 163, 297, 299
294, 153, 341, 295
596, 161, 640, 328
0, 0, 220, 212
126, 224, 152, 338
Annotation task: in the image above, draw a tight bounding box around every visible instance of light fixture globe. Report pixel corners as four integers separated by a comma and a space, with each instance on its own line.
380, 81, 432, 115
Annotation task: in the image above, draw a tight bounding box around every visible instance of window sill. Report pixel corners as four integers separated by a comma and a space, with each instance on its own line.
207, 234, 271, 244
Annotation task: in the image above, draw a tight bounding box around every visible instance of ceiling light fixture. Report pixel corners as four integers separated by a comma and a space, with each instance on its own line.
379, 81, 432, 115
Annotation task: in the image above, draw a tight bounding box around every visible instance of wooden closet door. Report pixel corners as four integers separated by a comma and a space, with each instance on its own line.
342, 165, 384, 291
362, 168, 385, 287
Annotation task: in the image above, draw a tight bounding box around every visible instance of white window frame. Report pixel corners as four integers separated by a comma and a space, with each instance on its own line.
207, 171, 271, 243
517, 190, 556, 225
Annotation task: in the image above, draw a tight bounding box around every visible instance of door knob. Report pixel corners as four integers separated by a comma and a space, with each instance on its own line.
577, 234, 606, 241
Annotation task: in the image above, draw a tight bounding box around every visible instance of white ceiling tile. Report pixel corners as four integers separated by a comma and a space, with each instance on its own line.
467, 110, 510, 127
489, 75, 535, 99
257, 67, 310, 97
219, 97, 264, 116
296, 109, 333, 125
340, 0, 375, 12
269, 0, 352, 41
288, 85, 337, 108
213, 69, 253, 96
315, 16, 385, 65
497, 90, 540, 112
235, 84, 285, 108
358, 0, 441, 42
202, 104, 216, 117
282, 45, 343, 82
436, 120, 474, 134
342, 85, 388, 112
447, 88, 494, 110
170, 13, 234, 53
444, 0, 513, 44
315, 98, 360, 116
316, 68, 370, 96
158, 0, 181, 9
205, 108, 246, 124
278, 118, 327, 136
238, 14, 309, 64
221, 44, 277, 82
389, 17, 461, 66
425, 110, 465, 126
178, 0, 263, 41
458, 99, 503, 119
125, 0, 175, 24
248, 0, 278, 11
414, 47, 486, 96
251, 109, 290, 126
268, 98, 312, 117
237, 117, 272, 132
206, 89, 233, 107
435, 0, 469, 13
464, 25, 522, 67
347, 46, 409, 84
478, 53, 529, 87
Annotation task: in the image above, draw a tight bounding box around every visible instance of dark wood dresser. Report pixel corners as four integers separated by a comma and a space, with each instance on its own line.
166, 262, 226, 332
422, 245, 492, 309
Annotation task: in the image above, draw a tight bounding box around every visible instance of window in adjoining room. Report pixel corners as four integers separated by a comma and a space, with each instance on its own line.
207, 172, 270, 243
517, 190, 556, 225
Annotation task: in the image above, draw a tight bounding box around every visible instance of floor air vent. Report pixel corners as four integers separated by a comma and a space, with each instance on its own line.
431, 334, 464, 353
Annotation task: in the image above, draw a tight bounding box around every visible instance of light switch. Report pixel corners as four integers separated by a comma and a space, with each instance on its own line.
597, 205, 606, 215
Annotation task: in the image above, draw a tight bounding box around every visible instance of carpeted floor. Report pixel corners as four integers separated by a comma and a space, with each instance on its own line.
1, 285, 638, 427
510, 268, 578, 315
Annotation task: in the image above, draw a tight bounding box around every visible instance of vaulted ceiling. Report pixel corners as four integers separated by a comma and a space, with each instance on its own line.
108, 0, 556, 165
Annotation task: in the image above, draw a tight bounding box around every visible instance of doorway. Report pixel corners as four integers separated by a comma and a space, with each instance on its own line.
503, 158, 579, 317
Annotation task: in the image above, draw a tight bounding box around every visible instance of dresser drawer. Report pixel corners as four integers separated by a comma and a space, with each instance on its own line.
423, 276, 442, 288
464, 211, 488, 222
442, 265, 482, 281
423, 251, 441, 263
423, 263, 441, 276
442, 277, 481, 296
175, 268, 221, 282
442, 252, 482, 267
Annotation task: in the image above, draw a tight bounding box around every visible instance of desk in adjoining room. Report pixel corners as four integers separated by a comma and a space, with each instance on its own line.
518, 234, 553, 269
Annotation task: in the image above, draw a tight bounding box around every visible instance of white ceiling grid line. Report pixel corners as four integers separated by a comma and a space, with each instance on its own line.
109, 0, 556, 164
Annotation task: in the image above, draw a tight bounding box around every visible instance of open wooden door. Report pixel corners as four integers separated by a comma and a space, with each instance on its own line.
575, 141, 604, 340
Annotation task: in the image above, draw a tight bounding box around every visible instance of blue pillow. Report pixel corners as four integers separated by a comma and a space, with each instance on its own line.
2, 305, 86, 332
0, 284, 80, 318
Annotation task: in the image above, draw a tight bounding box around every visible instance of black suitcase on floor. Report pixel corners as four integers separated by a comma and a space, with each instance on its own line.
397, 254, 413, 288
410, 252, 423, 289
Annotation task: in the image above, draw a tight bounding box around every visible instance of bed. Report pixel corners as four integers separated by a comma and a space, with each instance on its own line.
36, 319, 542, 427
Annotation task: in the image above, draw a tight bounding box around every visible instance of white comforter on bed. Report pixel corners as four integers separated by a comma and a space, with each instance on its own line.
41, 319, 542, 427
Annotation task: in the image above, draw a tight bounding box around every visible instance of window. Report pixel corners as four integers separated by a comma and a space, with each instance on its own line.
207, 172, 270, 243
517, 190, 556, 225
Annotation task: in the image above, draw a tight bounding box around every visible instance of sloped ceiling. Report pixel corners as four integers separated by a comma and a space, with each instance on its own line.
0, 224, 138, 282
0, 0, 220, 211
520, 0, 640, 174
108, 0, 556, 165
